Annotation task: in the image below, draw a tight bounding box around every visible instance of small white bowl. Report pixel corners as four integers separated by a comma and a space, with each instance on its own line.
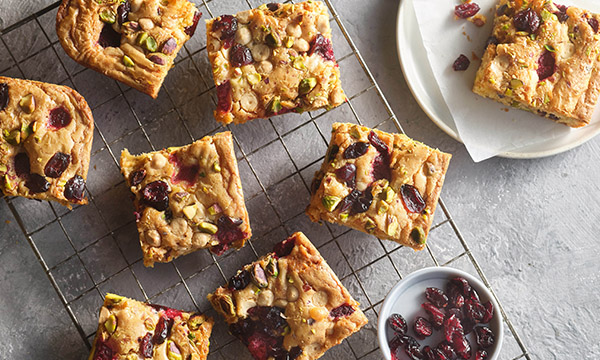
378, 267, 504, 359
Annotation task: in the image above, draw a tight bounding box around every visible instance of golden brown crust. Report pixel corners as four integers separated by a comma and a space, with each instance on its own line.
120, 131, 252, 267
56, 0, 200, 98
88, 293, 213, 360
206, 1, 346, 125
473, 0, 600, 127
0, 76, 94, 207
208, 232, 368, 360
305, 123, 451, 250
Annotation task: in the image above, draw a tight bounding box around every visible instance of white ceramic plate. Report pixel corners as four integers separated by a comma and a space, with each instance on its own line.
377, 267, 503, 360
396, 0, 600, 159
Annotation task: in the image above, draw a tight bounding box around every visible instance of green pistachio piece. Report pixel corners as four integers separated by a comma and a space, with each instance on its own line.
187, 313, 205, 331
199, 221, 218, 234
268, 96, 282, 114
383, 187, 395, 203
339, 213, 349, 221
377, 200, 389, 215
284, 36, 294, 48
213, 161, 221, 172
410, 226, 426, 244
166, 340, 182, 360
4, 129, 21, 146
544, 44, 556, 53
19, 94, 35, 114
246, 73, 262, 85
218, 295, 236, 316
292, 57, 305, 70
298, 78, 317, 95
207, 203, 222, 216
504, 88, 513, 97
544, 93, 551, 104
104, 314, 117, 334
265, 32, 281, 48
99, 9, 116, 24
510, 79, 523, 89
321, 195, 341, 212
265, 256, 278, 277
4, 175, 13, 190
540, 9, 552, 22
20, 122, 32, 141
31, 121, 39, 133
123, 55, 135, 67
387, 217, 398, 237
144, 36, 158, 52
105, 293, 125, 304
137, 32, 149, 46
0, 164, 7, 175
182, 204, 197, 220
188, 333, 196, 341
350, 126, 361, 139
364, 219, 376, 233
251, 263, 269, 288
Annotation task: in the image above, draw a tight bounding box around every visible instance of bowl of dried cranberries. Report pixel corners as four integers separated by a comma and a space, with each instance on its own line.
377, 266, 503, 360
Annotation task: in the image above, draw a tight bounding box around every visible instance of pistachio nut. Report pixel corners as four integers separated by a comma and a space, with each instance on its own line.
364, 218, 376, 233
104, 314, 117, 334
246, 73, 262, 85
383, 187, 395, 203
510, 78, 523, 89
265, 256, 278, 277
19, 94, 35, 114
123, 55, 135, 67
166, 340, 182, 360
212, 161, 221, 172
339, 213, 349, 221
219, 295, 236, 316
377, 200, 389, 215
136, 32, 149, 46
387, 217, 398, 237
283, 36, 294, 48
0, 164, 6, 175
148, 53, 168, 65
292, 57, 305, 70
4, 129, 20, 145
143, 36, 158, 52
3, 175, 13, 190
20, 122, 32, 141
349, 126, 361, 139
268, 96, 282, 114
161, 37, 177, 55
122, 21, 140, 32
182, 204, 197, 220
321, 195, 341, 212
198, 221, 218, 234
187, 313, 205, 330
99, 9, 116, 24
410, 226, 426, 244
207, 203, 222, 216
298, 78, 317, 95
105, 293, 125, 304
251, 263, 269, 288
265, 32, 281, 48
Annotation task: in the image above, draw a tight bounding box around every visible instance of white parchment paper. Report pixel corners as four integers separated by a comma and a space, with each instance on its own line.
413, 0, 600, 161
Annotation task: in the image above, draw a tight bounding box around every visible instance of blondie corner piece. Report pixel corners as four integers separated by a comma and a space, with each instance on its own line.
56, 0, 202, 98
208, 232, 368, 360
206, 1, 346, 125
120, 131, 252, 267
0, 76, 94, 207
88, 293, 213, 360
306, 123, 451, 250
473, 0, 600, 128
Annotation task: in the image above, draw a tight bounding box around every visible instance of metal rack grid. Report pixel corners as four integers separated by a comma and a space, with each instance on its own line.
0, 0, 530, 359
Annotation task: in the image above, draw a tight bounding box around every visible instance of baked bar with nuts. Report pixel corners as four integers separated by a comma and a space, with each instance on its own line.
306, 123, 451, 250
120, 131, 252, 267
88, 293, 213, 360
57, 0, 201, 98
206, 1, 346, 125
208, 232, 368, 360
473, 0, 600, 128
0, 76, 94, 207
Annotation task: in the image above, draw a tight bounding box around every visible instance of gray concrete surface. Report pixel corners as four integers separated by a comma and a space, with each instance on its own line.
1, 1, 599, 359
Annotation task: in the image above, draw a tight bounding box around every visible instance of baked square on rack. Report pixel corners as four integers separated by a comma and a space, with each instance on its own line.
88, 293, 213, 360
206, 0, 346, 125
0, 76, 94, 207
56, 0, 202, 98
473, 0, 600, 128
120, 131, 252, 267
208, 232, 368, 360
306, 123, 451, 250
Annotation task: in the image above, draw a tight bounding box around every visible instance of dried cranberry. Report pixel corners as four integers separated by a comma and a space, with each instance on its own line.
309, 34, 335, 61
436, 341, 455, 360
554, 4, 568, 23
169, 154, 199, 185
426, 287, 449, 308
229, 270, 252, 290
310, 173, 322, 195
422, 302, 445, 329
474, 326, 495, 348
98, 23, 121, 48
452, 54, 470, 71
414, 316, 433, 339
339, 189, 360, 213
64, 175, 85, 202
447, 307, 463, 320
400, 184, 426, 213
26, 174, 50, 193
513, 8, 540, 33
273, 236, 295, 257
44, 152, 70, 178
130, 169, 146, 186
327, 145, 339, 162
216, 215, 246, 246
330, 303, 355, 320
452, 333, 471, 360
184, 10, 202, 36
449, 277, 472, 296
141, 180, 170, 211
14, 153, 30, 178
482, 301, 494, 323
422, 346, 436, 360
334, 163, 356, 188
351, 187, 373, 215
387, 313, 408, 334
230, 43, 254, 68
150, 304, 183, 320
368, 130, 389, 154
248, 306, 288, 332
464, 298, 485, 324
266, 3, 280, 11
405, 344, 424, 360
0, 83, 8, 111
388, 335, 405, 360
140, 332, 153, 358
475, 349, 488, 360
444, 314, 464, 343
212, 14, 238, 49
287, 346, 302, 360
537, 50, 555, 81
589, 17, 599, 33
485, 36, 499, 49
216, 81, 232, 113
153, 316, 173, 345
454, 2, 480, 18
371, 153, 391, 182
496, 4, 508, 16
48, 106, 72, 129
93, 340, 114, 360
117, 0, 130, 25
246, 332, 276, 360
343, 142, 369, 159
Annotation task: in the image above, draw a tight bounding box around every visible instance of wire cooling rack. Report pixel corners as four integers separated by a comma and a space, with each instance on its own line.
0, 0, 531, 359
